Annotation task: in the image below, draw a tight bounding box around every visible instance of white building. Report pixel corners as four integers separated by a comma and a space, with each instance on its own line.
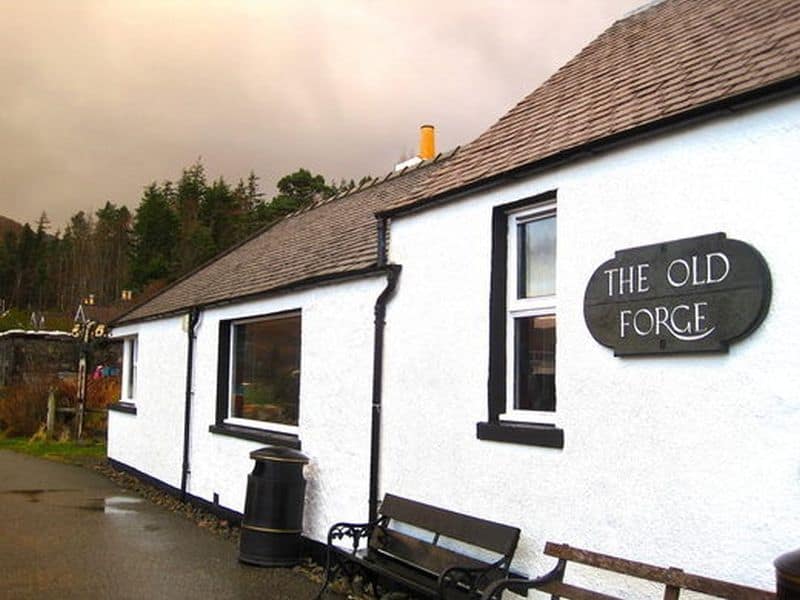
109, 0, 800, 593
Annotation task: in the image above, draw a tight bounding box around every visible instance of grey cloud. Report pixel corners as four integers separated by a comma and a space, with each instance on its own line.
0, 0, 642, 227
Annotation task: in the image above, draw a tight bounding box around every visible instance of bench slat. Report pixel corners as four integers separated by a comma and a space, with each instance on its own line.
371, 528, 494, 577
362, 552, 502, 599
380, 494, 520, 556
545, 543, 680, 584
662, 571, 775, 600
537, 580, 625, 600
545, 543, 775, 600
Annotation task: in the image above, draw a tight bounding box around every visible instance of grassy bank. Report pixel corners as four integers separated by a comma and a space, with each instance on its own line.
0, 435, 106, 464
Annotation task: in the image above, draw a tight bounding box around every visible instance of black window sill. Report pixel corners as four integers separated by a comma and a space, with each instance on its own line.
208, 423, 301, 449
108, 402, 137, 415
477, 421, 564, 449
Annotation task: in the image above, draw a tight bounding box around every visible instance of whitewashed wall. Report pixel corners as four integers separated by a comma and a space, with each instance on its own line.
109, 275, 385, 542
381, 95, 800, 593
109, 318, 187, 488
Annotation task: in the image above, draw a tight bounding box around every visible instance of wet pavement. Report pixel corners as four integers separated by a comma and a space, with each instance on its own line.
0, 450, 334, 599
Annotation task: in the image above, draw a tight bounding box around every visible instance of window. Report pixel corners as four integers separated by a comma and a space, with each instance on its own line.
507, 206, 556, 416
219, 311, 301, 435
478, 190, 563, 448
126, 337, 138, 400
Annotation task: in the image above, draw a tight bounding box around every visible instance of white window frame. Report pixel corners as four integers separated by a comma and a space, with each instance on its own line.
224, 312, 300, 435
502, 201, 557, 424
124, 336, 138, 401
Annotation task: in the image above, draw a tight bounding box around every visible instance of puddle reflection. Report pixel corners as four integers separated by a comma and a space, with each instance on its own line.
77, 495, 143, 514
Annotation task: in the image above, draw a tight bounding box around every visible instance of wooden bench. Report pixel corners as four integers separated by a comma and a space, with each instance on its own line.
315, 494, 521, 599
481, 542, 776, 600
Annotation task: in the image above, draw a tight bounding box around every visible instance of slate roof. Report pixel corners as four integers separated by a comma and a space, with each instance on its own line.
383, 0, 800, 214
116, 154, 454, 323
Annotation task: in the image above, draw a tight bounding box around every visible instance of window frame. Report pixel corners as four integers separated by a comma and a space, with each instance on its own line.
504, 203, 557, 423
477, 189, 564, 449
125, 336, 138, 401
213, 309, 302, 441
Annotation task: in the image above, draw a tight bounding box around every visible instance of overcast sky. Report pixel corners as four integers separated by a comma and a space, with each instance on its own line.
0, 0, 643, 228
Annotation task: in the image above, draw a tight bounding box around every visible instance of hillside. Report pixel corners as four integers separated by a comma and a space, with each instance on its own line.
0, 215, 23, 238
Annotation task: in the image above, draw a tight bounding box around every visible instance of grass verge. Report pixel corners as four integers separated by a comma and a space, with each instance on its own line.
0, 434, 106, 465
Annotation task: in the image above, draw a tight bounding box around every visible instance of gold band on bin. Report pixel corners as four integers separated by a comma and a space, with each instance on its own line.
242, 523, 301, 534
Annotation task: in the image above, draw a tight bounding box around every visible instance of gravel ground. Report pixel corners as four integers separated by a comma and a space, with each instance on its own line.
92, 461, 243, 542
90, 460, 388, 600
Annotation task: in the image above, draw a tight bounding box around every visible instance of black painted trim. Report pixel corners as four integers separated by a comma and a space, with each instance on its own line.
302, 535, 328, 566
487, 190, 557, 423
211, 310, 303, 449
215, 309, 301, 429
216, 321, 231, 426
107, 458, 244, 524
477, 421, 564, 449
482, 190, 564, 449
208, 423, 301, 449
114, 266, 386, 326
108, 402, 137, 415
488, 200, 509, 422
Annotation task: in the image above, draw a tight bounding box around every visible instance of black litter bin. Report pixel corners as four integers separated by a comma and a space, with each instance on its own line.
239, 445, 310, 567
776, 548, 800, 599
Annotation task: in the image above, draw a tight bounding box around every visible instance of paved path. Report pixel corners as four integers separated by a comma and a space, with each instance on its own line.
0, 450, 334, 599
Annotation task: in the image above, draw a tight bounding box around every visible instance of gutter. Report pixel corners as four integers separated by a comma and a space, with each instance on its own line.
180, 307, 201, 502
369, 217, 401, 522
113, 266, 387, 327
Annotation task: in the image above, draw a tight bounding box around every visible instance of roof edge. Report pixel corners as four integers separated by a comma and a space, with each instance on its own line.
380, 74, 800, 220
112, 264, 390, 327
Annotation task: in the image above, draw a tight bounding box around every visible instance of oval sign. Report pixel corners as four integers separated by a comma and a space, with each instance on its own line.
583, 233, 771, 356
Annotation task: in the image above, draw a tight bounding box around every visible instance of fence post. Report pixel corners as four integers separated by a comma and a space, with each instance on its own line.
46, 388, 56, 438
76, 353, 87, 440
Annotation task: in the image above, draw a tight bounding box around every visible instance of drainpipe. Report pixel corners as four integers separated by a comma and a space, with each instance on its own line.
369, 217, 401, 522
181, 307, 200, 502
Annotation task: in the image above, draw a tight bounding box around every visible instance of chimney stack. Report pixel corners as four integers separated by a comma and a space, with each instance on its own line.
393, 124, 437, 172
419, 124, 435, 160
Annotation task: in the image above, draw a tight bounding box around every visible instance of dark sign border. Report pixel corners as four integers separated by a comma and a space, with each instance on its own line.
583, 232, 771, 356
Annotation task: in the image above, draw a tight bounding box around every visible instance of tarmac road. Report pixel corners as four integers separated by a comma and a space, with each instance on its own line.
0, 450, 335, 600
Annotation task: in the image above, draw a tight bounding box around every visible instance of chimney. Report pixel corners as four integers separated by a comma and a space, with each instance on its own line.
419, 124, 435, 160
394, 124, 437, 172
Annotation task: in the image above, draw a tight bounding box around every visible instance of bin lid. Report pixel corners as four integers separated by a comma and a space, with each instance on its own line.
250, 445, 309, 464
776, 548, 800, 578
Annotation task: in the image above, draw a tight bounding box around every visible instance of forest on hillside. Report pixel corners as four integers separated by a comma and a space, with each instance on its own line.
0, 162, 372, 322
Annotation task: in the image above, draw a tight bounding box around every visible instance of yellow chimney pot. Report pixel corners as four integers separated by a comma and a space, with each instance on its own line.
419, 124, 436, 160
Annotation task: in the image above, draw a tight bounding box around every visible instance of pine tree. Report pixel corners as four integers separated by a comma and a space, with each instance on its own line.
130, 184, 180, 289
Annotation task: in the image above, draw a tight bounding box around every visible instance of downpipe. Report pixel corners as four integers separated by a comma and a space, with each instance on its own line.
181, 307, 201, 502
369, 218, 401, 522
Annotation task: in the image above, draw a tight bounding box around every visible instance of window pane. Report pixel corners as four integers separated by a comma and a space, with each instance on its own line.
519, 215, 556, 297
232, 314, 301, 425
515, 315, 556, 411
127, 338, 137, 400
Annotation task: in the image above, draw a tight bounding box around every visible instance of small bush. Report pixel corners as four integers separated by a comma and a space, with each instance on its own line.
0, 373, 120, 439
0, 379, 52, 436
